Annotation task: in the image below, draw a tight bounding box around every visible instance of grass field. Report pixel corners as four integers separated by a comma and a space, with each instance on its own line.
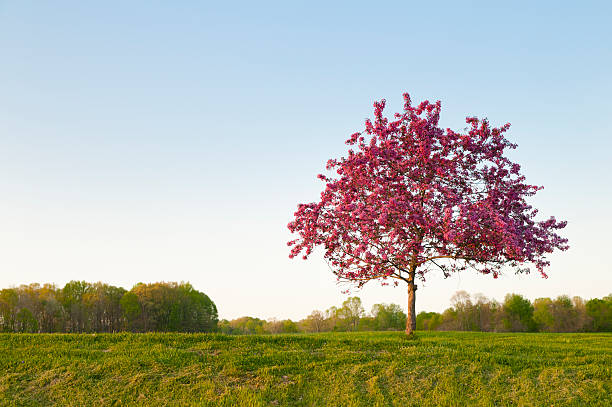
0, 331, 610, 406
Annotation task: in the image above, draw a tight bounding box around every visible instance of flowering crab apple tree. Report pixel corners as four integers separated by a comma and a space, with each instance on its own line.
287, 93, 569, 335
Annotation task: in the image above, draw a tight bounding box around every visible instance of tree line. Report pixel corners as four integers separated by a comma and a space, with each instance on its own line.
2, 282, 609, 334
218, 297, 406, 334
418, 291, 611, 333
0, 281, 218, 333
219, 292, 611, 335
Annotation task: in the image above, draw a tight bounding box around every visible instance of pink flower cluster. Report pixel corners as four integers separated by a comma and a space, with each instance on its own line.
288, 93, 568, 287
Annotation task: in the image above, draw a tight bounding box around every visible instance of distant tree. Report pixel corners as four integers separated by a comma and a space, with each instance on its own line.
533, 297, 555, 332
338, 297, 364, 331
501, 294, 536, 332
58, 281, 91, 332
533, 295, 584, 333
416, 311, 442, 331
177, 283, 218, 332
83, 283, 126, 333
220, 317, 266, 335
16, 308, 38, 333
450, 291, 479, 331
235, 317, 266, 334
437, 293, 495, 331
300, 310, 326, 333
357, 316, 377, 331
105, 284, 128, 332
264, 318, 284, 334
325, 306, 340, 331
37, 284, 64, 332
472, 293, 499, 332
120, 282, 217, 333
288, 92, 568, 335
120, 291, 141, 331
571, 296, 590, 332
13, 284, 43, 333
438, 308, 460, 331
0, 289, 18, 332
586, 295, 612, 332
282, 319, 299, 333
549, 295, 578, 332
217, 319, 232, 334
371, 303, 406, 331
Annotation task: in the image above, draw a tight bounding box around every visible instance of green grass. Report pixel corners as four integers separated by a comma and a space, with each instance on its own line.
0, 331, 610, 406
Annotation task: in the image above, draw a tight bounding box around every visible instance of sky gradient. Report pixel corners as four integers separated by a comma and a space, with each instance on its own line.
1, 1, 611, 320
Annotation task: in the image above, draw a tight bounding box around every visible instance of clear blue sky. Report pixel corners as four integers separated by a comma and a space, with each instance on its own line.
1, 1, 610, 320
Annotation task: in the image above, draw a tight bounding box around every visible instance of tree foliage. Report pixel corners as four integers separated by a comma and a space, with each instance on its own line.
288, 92, 569, 334
289, 93, 568, 281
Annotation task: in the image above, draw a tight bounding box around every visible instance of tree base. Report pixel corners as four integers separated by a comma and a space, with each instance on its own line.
404, 331, 418, 340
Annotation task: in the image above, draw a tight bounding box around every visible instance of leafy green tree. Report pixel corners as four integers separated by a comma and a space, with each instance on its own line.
416, 311, 442, 331
58, 281, 91, 332
0, 289, 18, 332
217, 319, 232, 334
282, 320, 299, 333
357, 316, 377, 331
179, 283, 218, 332
120, 292, 142, 331
16, 308, 38, 333
501, 294, 536, 332
371, 303, 406, 331
533, 297, 555, 332
586, 295, 612, 332
120, 282, 217, 332
240, 317, 266, 334
338, 297, 364, 331
219, 317, 266, 334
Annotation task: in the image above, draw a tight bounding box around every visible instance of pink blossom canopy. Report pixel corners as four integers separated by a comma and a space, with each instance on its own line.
288, 93, 568, 287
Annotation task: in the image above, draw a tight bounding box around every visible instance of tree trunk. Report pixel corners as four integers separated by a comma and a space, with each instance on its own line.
405, 281, 417, 335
